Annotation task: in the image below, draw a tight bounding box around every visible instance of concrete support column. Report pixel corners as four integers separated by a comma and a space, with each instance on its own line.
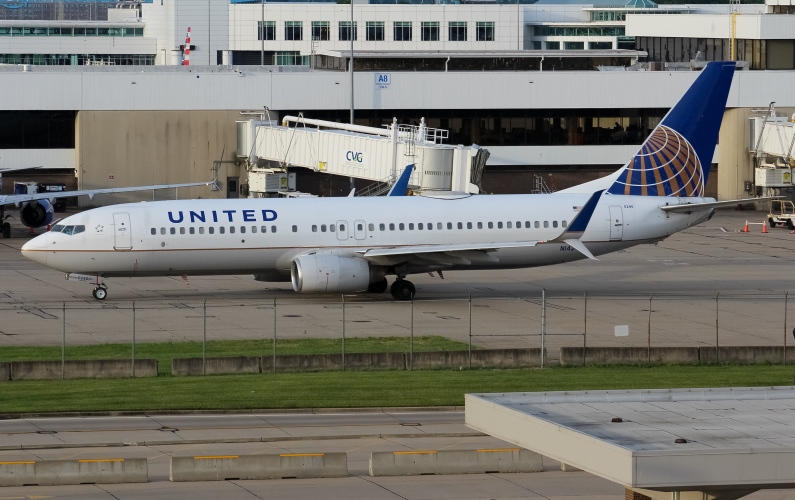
626, 489, 652, 500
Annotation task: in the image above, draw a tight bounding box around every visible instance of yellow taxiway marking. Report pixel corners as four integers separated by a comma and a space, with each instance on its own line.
393, 451, 437, 454
195, 456, 238, 460
477, 448, 520, 452
78, 459, 124, 463
0, 461, 35, 464
279, 453, 324, 457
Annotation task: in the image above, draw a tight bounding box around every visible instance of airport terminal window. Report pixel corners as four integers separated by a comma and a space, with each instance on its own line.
564, 42, 584, 50
449, 22, 466, 42
394, 22, 412, 42
258, 21, 276, 41
292, 225, 298, 232
285, 21, 303, 41
150, 228, 156, 235
476, 22, 494, 42
339, 21, 357, 41
545, 41, 560, 50
312, 21, 330, 41
366, 22, 384, 41
421, 22, 439, 41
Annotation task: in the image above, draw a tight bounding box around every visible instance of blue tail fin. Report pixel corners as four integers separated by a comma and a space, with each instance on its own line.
387, 164, 414, 196
607, 61, 735, 197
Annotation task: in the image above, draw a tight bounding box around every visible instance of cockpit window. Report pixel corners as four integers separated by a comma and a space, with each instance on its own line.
50, 224, 85, 235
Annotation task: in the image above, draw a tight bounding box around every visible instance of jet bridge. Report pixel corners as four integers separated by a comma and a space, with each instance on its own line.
236, 116, 487, 196
750, 103, 795, 195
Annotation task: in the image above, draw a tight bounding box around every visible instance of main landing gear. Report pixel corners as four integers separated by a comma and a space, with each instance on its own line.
368, 277, 388, 293
390, 279, 415, 301
92, 285, 108, 300
1, 222, 10, 239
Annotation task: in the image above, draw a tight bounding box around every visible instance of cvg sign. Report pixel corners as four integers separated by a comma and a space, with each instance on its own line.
342, 150, 366, 167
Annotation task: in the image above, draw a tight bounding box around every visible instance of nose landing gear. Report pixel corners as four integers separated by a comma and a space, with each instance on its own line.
390, 279, 415, 301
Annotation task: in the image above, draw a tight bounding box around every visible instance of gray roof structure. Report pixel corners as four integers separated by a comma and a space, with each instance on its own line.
466, 387, 795, 496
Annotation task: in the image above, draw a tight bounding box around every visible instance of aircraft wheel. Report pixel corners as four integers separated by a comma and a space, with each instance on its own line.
1, 222, 10, 239
788, 219, 795, 231
93, 287, 107, 301
391, 280, 415, 301
769, 218, 777, 229
368, 278, 388, 293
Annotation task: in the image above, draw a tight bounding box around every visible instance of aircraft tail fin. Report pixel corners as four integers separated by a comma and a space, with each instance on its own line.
607, 61, 735, 197
387, 164, 414, 197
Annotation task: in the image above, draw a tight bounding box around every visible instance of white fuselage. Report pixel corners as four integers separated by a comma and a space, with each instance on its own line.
21, 193, 712, 280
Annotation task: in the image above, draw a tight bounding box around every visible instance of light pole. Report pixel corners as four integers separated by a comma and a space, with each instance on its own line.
261, 0, 265, 65
350, 0, 354, 124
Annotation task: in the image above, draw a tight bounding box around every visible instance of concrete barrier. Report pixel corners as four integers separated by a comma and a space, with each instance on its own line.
0, 458, 148, 486
0, 362, 9, 382
699, 346, 795, 364
411, 349, 541, 369
172, 356, 261, 376
169, 453, 348, 481
369, 448, 543, 476
261, 352, 406, 372
10, 360, 158, 380
560, 347, 699, 366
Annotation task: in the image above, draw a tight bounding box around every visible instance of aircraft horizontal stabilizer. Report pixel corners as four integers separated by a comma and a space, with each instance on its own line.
563, 239, 597, 260
660, 196, 782, 213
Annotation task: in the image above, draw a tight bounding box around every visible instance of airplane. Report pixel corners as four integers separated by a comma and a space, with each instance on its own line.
22, 61, 762, 301
1, 168, 215, 238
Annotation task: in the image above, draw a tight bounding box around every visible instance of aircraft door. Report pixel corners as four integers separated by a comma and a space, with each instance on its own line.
354, 220, 366, 241
113, 212, 132, 250
336, 220, 349, 241
608, 205, 623, 241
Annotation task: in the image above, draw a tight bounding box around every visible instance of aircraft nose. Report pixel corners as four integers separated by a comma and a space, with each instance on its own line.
21, 233, 48, 266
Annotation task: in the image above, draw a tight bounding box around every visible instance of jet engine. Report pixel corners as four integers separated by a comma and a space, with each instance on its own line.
20, 200, 54, 228
291, 254, 383, 293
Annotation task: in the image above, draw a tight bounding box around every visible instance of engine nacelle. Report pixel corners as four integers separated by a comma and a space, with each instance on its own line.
291, 254, 380, 293
20, 200, 54, 228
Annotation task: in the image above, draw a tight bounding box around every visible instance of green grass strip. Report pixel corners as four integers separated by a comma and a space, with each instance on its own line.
0, 336, 472, 375
0, 365, 792, 414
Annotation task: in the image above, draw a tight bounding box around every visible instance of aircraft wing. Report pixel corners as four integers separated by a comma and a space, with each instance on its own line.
660, 196, 782, 213
358, 241, 540, 266
0, 166, 43, 173
0, 180, 215, 207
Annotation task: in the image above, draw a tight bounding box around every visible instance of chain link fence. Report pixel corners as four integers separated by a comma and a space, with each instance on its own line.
1, 292, 793, 375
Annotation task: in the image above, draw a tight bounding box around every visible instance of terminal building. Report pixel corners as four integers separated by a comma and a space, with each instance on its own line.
0, 0, 794, 205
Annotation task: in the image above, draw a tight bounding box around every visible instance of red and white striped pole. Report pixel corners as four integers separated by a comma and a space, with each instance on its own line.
183, 27, 191, 66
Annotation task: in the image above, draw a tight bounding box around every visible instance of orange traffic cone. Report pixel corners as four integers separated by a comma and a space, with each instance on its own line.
743, 220, 749, 232
763, 221, 768, 233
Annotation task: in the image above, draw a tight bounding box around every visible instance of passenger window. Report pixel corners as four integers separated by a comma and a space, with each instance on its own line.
408, 223, 414, 230
261, 226, 267, 233
209, 227, 214, 234
199, 227, 205, 234
292, 225, 297, 232
150, 228, 156, 235
189, 227, 195, 235
339, 224, 345, 231
562, 220, 568, 228
380, 223, 385, 231
516, 221, 521, 228
498, 222, 503, 229
507, 222, 513, 229
447, 223, 453, 230
272, 225, 277, 233
457, 222, 463, 229
553, 221, 558, 228
357, 223, 363, 231
368, 223, 374, 231
534, 221, 540, 228
389, 223, 395, 231
437, 223, 442, 230
488, 222, 493, 229
467, 222, 472, 229
161, 228, 166, 235
180, 227, 185, 234
240, 226, 246, 233
477, 222, 483, 229
321, 225, 327, 232
330, 224, 336, 232
220, 227, 225, 234
230, 226, 236, 234
544, 221, 549, 228
399, 223, 405, 230
525, 221, 530, 228
74, 225, 85, 235
418, 223, 423, 230
312, 225, 318, 232
428, 223, 433, 230
170, 227, 176, 235
252, 226, 257, 233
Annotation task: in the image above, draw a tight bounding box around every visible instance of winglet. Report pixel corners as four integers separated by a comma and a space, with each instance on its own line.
549, 189, 604, 260
387, 164, 414, 197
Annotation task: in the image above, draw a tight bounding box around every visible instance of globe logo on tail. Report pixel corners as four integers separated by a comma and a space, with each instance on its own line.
608, 125, 703, 197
